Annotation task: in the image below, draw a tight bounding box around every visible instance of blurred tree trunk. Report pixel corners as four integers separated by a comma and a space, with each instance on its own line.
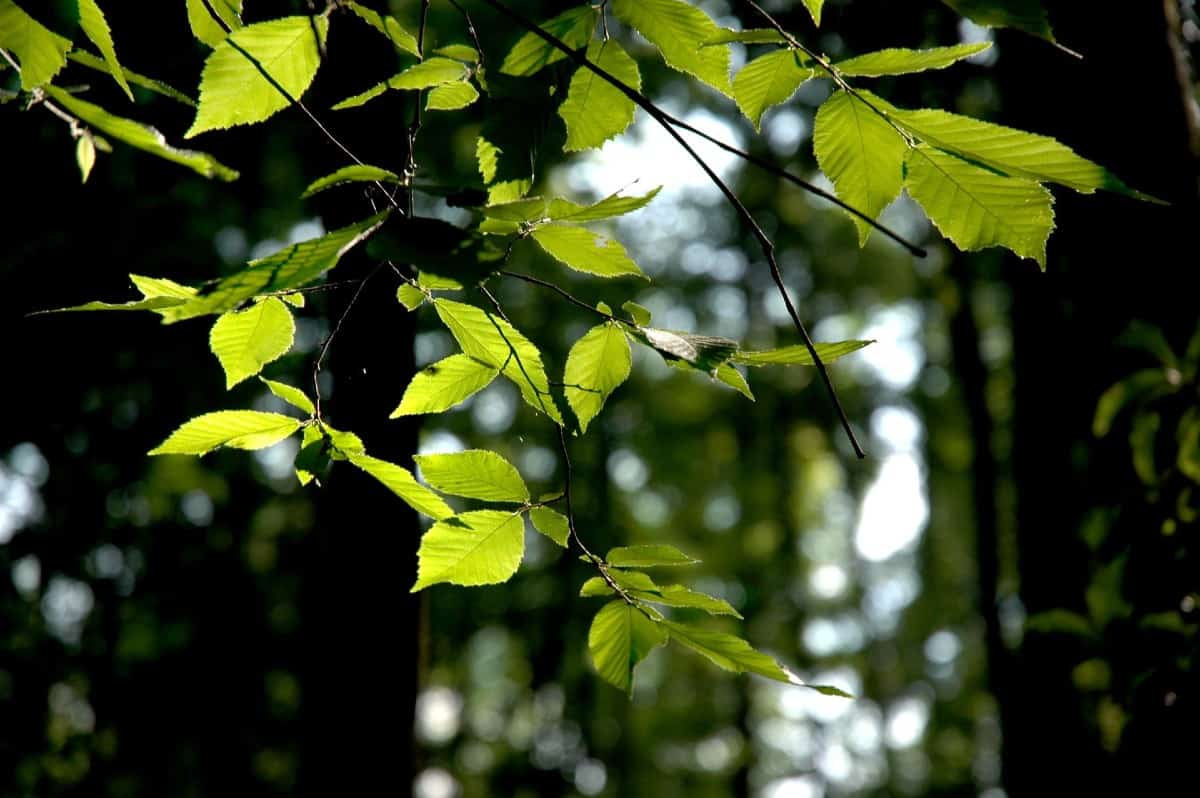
998, 2, 1198, 794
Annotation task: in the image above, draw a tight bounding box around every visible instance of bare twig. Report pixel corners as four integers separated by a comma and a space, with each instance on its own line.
311, 263, 384, 419
446, 0, 486, 66
499, 270, 628, 326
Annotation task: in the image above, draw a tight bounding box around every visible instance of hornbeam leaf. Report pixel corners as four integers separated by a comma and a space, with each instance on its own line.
345, 1, 419, 56
564, 322, 632, 433
208, 297, 295, 388
607, 544, 698, 568
548, 186, 661, 223
301, 164, 399, 198
391, 354, 499, 416
499, 5, 597, 76
77, 0, 133, 100
531, 224, 646, 280
186, 15, 328, 137
905, 143, 1054, 267
640, 329, 738, 371
662, 620, 804, 685
0, 0, 70, 89
148, 410, 300, 455
396, 283, 427, 310
332, 57, 466, 110
834, 42, 990, 78
259, 377, 314, 415
813, 91, 907, 245
346, 453, 454, 521
713, 362, 754, 400
434, 44, 479, 63
529, 507, 569, 547
559, 39, 640, 152
433, 299, 564, 424
734, 340, 873, 366
635, 584, 742, 618
732, 48, 813, 130
414, 449, 529, 503
426, 80, 479, 111
801, 0, 825, 26
612, 0, 732, 96
701, 28, 788, 46
42, 86, 238, 180
164, 212, 388, 321
588, 600, 667, 694
185, 0, 242, 47
412, 510, 526, 590
67, 50, 196, 106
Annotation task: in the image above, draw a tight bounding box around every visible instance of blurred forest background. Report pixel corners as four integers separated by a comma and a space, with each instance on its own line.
2, 1, 1198, 796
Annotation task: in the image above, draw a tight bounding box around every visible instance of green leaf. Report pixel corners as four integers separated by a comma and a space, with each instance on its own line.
612, 0, 732, 96
332, 57, 467, 110
391, 354, 498, 417
813, 92, 907, 245
634, 584, 742, 618
0, 0, 71, 89
67, 50, 196, 106
559, 39, 640, 152
564, 322, 632, 433
414, 449, 529, 503
1130, 412, 1160, 485
131, 274, 197, 302
904, 143, 1054, 267
345, 1, 419, 57
623, 301, 651, 326
802, 0, 825, 26
498, 5, 597, 77
476, 114, 535, 202
186, 15, 328, 137
640, 329, 738, 371
434, 44, 478, 63
732, 48, 813, 131
164, 212, 388, 321
734, 339, 873, 366
608, 569, 659, 593
434, 298, 564, 424
301, 164, 399, 198
713, 363, 753, 400
77, 0, 133, 100
529, 506, 569, 547
701, 28, 788, 46
76, 135, 96, 183
607, 544, 698, 568
42, 86, 238, 180
396, 283, 427, 311
1092, 369, 1171, 437
426, 80, 479, 111
259, 377, 314, 415
1025, 609, 1096, 638
345, 452, 454, 520
834, 42, 990, 78
148, 410, 300, 455
412, 509, 526, 590
580, 576, 613, 597
588, 600, 668, 694
661, 620, 804, 685
208, 297, 295, 388
550, 186, 661, 223
940, 0, 1055, 43
530, 224, 646, 280
185, 0, 242, 47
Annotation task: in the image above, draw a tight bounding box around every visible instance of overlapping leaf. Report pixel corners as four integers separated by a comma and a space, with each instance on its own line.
414, 450, 529, 503
589, 600, 668, 693
559, 39, 640, 151
612, 0, 732, 96
412, 510, 526, 590
347, 453, 454, 521
0, 0, 70, 89
530, 225, 645, 280
67, 50, 196, 106
834, 42, 990, 78
345, 0, 419, 56
733, 48, 813, 130
148, 410, 300, 455
185, 0, 242, 47
499, 5, 596, 76
564, 322, 632, 433
392, 354, 499, 417
333, 57, 467, 110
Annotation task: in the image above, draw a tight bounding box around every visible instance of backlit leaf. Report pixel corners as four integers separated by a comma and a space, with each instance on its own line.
426, 80, 479, 111
208, 297, 295, 388
332, 57, 467, 110
392, 354, 499, 417
346, 453, 454, 521
67, 50, 196, 106
559, 39, 640, 151
301, 164, 399, 198
148, 410, 300, 455
734, 340, 873, 366
259, 377, 314, 415
345, 1, 419, 56
412, 510, 526, 590
414, 449, 529, 503
499, 5, 596, 76
612, 0, 732, 96
0, 0, 71, 89
589, 600, 667, 693
564, 322, 632, 433
607, 544, 698, 568
834, 42, 990, 77
77, 0, 133, 99
186, 0, 242, 47
531, 224, 646, 280
529, 506, 569, 547
732, 48, 813, 130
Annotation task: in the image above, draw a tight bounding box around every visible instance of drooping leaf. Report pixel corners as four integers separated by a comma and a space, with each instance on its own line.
801, 0, 825, 26
530, 224, 646, 280
813, 91, 908, 245
426, 80, 479, 111
208, 297, 295, 388
391, 353, 499, 417
301, 164, 399, 198
498, 5, 597, 77
559, 39, 640, 152
67, 50, 196, 106
662, 620, 810, 686
713, 362, 753, 399
607, 544, 698, 568
346, 452, 454, 521
701, 28, 789, 46
635, 584, 742, 618
529, 506, 569, 547
77, 0, 132, 99
186, 15, 328, 137
732, 48, 813, 131
414, 450, 529, 503
640, 329, 738, 371
904, 143, 1054, 267
0, 0, 71, 89
623, 301, 652, 326
834, 42, 990, 78
332, 57, 467, 110
260, 377, 314, 415
148, 410, 301, 455
412, 509, 526, 590
588, 600, 667, 693
75, 135, 96, 183
612, 0, 732, 96
434, 44, 478, 63
42, 86, 238, 180
476, 111, 536, 203
396, 283, 427, 311
164, 212, 388, 321
345, 1, 419, 57
564, 322, 632, 433
940, 0, 1055, 43
733, 340, 872, 367
186, 0, 242, 47
1092, 369, 1172, 437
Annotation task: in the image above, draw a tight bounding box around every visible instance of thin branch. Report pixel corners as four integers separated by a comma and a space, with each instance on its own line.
446, 0, 486, 67
498, 270, 627, 326
478, 0, 865, 457
311, 263, 384, 419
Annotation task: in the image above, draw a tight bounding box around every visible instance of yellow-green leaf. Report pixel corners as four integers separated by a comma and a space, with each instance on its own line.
185, 0, 242, 47
148, 410, 300, 455
259, 377, 314, 416
499, 5, 597, 76
612, 0, 732, 96
391, 353, 499, 417
412, 510, 526, 590
77, 0, 132, 99
530, 224, 646, 280
426, 80, 479, 111
208, 297, 295, 388
301, 164, 399, 198
0, 0, 70, 89
732, 48, 813, 131
346, 452, 454, 520
589, 600, 667, 694
345, 1, 419, 57
332, 57, 466, 111
834, 42, 990, 78
559, 39, 640, 152
414, 449, 529, 503
529, 506, 569, 547
564, 321, 631, 433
